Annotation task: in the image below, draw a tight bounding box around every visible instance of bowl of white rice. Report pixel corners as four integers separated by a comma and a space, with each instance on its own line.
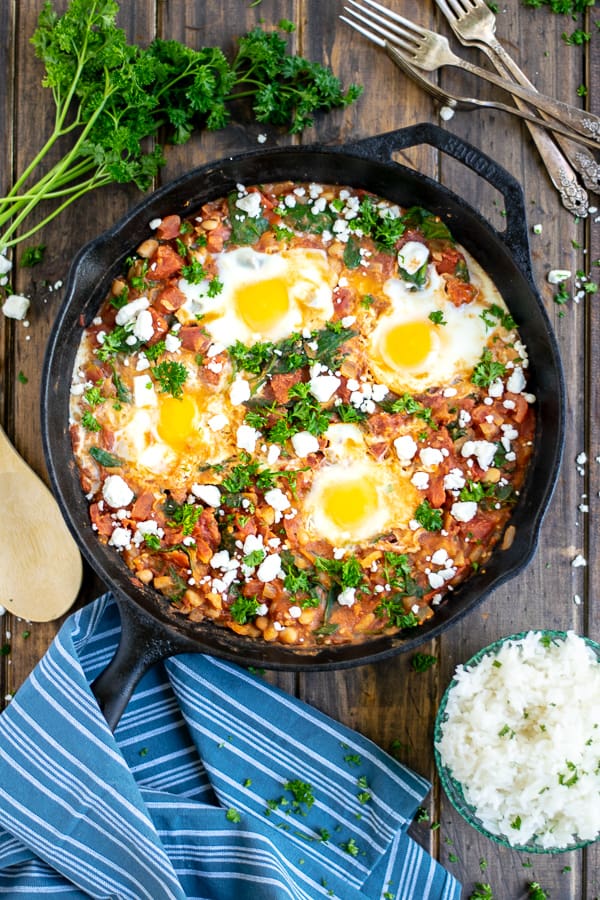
434, 630, 600, 852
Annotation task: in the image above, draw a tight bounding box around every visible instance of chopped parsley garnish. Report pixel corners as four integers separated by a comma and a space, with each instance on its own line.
428, 310, 447, 325
167, 501, 202, 536
336, 403, 368, 424
180, 258, 207, 284
81, 410, 101, 432
350, 194, 406, 250
527, 883, 548, 900
19, 244, 46, 267
227, 193, 270, 245
96, 324, 141, 360
376, 601, 420, 630
414, 499, 443, 531
510, 815, 522, 830
84, 385, 103, 406
468, 884, 494, 900
143, 339, 166, 362
283, 779, 315, 815
411, 651, 437, 672
471, 349, 507, 388
480, 303, 516, 331
383, 393, 436, 428
151, 360, 188, 397
243, 548, 266, 567
314, 554, 364, 590
226, 808, 241, 823
144, 533, 161, 551
229, 596, 260, 624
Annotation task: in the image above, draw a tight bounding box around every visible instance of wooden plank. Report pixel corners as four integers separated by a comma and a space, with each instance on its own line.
2, 0, 157, 702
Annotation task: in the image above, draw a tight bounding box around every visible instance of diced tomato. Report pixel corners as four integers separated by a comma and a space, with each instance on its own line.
270, 371, 303, 404
131, 492, 155, 521
150, 244, 184, 280
445, 277, 478, 307
178, 325, 211, 355
155, 283, 186, 314
90, 503, 114, 537
155, 215, 181, 240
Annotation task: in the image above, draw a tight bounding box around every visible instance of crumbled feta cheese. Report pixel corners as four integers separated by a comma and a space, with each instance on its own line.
461, 439, 496, 471
236, 191, 262, 218
115, 296, 149, 326
443, 387, 457, 398
443, 468, 466, 491
102, 475, 134, 509
133, 373, 157, 407
431, 548, 449, 566
165, 333, 182, 353
576, 452, 587, 466
2, 294, 30, 320
136, 352, 150, 371
289, 605, 302, 619
149, 217, 162, 230
419, 447, 444, 468
191, 484, 221, 507
488, 379, 504, 399
571, 554, 587, 568
291, 431, 320, 457
236, 424, 259, 452
264, 488, 290, 512
451, 501, 478, 523
428, 571, 446, 589
0, 255, 12, 276
132, 309, 154, 343
109, 526, 132, 549
257, 553, 282, 583
411, 471, 430, 490
394, 434, 418, 463
208, 413, 229, 432
267, 444, 281, 465
547, 269, 571, 284
309, 374, 340, 402
229, 375, 251, 406
439, 105, 455, 121
337, 587, 356, 607
506, 366, 526, 394
210, 550, 231, 570
398, 240, 429, 275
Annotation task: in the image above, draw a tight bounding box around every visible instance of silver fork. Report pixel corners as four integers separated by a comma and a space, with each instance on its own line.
342, 0, 600, 150
434, 0, 599, 197
384, 44, 600, 151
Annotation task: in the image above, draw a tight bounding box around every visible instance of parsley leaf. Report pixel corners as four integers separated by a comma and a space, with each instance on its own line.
152, 360, 188, 397
471, 349, 507, 388
0, 5, 360, 264
414, 500, 443, 531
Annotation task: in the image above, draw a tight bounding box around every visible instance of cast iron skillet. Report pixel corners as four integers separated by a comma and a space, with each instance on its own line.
42, 124, 565, 729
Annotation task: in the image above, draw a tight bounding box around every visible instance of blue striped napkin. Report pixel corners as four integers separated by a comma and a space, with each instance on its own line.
0, 593, 460, 900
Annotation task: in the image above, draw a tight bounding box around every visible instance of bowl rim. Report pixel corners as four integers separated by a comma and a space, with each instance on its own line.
434, 629, 600, 854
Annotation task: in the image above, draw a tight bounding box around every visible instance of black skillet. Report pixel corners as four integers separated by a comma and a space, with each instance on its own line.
41, 124, 565, 729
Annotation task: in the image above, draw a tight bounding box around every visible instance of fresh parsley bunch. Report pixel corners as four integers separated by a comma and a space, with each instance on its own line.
0, 0, 361, 259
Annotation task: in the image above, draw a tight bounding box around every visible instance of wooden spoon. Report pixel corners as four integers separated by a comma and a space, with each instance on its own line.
0, 425, 82, 622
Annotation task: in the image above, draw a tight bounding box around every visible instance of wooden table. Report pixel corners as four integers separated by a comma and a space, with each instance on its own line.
1, 2, 599, 897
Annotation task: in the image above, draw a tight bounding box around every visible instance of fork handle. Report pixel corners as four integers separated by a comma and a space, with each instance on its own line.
457, 57, 600, 147
481, 37, 599, 197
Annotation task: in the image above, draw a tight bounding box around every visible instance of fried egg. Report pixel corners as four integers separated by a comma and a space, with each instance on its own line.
302, 424, 420, 546
368, 262, 500, 394
111, 374, 237, 479
177, 246, 337, 345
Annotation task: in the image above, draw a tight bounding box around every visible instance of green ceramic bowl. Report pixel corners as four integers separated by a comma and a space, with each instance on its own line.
434, 630, 600, 854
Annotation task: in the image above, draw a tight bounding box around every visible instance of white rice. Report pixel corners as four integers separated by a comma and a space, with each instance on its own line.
436, 631, 600, 849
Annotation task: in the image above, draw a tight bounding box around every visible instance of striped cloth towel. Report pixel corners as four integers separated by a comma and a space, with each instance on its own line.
0, 593, 460, 900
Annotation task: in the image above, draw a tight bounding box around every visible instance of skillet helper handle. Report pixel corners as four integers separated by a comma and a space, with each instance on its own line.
344, 123, 535, 290
91, 595, 191, 731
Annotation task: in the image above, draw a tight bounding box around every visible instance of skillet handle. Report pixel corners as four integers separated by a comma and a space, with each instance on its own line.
91, 594, 195, 731
344, 123, 535, 290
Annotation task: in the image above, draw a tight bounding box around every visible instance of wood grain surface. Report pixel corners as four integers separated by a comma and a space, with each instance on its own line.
1, 1, 599, 897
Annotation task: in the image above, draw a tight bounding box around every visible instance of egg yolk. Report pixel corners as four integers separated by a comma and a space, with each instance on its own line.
382, 320, 433, 369
320, 478, 379, 532
234, 277, 290, 334
157, 394, 197, 451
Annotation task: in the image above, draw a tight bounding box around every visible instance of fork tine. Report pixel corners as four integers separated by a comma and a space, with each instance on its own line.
346, 0, 426, 38
343, 5, 420, 53
444, 0, 468, 16
344, 0, 423, 51
339, 14, 386, 48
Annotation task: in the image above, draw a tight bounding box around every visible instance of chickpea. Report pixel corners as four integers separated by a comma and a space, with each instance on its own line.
279, 626, 298, 644
136, 238, 159, 258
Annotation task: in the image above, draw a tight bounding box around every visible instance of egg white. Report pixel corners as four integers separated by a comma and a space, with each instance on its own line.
368, 261, 504, 394
177, 246, 336, 345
